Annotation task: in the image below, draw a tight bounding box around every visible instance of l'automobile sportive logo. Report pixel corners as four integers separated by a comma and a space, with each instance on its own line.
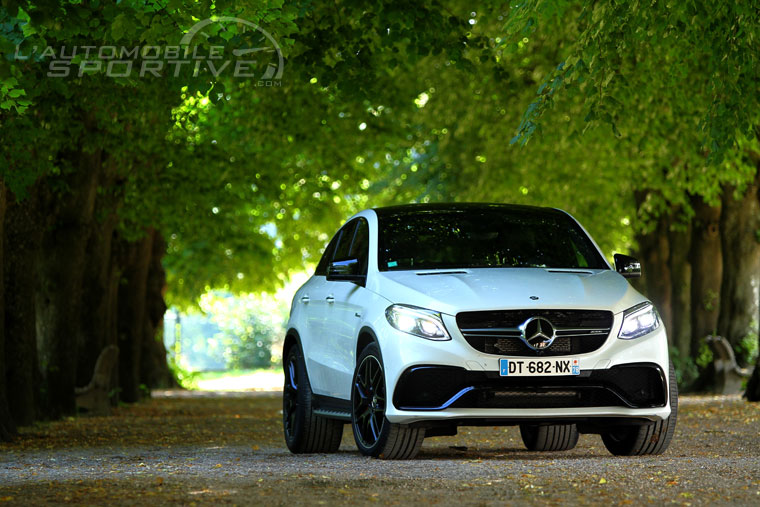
13, 16, 284, 85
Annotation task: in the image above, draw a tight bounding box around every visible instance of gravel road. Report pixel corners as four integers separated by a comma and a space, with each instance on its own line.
1, 392, 758, 505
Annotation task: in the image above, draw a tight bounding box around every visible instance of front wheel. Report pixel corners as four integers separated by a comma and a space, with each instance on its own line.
351, 343, 425, 459
601, 361, 678, 456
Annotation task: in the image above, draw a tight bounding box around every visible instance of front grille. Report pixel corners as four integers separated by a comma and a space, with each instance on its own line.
456, 309, 613, 356
393, 363, 667, 410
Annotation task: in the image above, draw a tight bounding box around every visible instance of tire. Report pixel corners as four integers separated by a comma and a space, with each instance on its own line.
351, 342, 425, 459
601, 361, 678, 456
282, 344, 343, 454
520, 423, 579, 451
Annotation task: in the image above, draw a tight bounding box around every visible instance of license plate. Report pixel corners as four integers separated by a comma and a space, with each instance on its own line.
499, 358, 580, 376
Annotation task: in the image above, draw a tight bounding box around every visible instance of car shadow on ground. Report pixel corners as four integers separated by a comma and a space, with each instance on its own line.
263, 447, 655, 462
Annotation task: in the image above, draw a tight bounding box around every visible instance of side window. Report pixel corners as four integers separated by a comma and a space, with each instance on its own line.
315, 218, 367, 277
349, 218, 369, 275
332, 220, 358, 261
314, 231, 341, 276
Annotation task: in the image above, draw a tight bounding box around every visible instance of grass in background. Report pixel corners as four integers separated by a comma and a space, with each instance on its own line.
179, 368, 284, 391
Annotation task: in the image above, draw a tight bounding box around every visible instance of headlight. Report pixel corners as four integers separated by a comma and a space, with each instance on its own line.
385, 304, 450, 341
618, 302, 660, 340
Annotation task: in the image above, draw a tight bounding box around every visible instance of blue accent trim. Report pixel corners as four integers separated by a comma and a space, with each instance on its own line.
398, 386, 475, 411
408, 365, 442, 373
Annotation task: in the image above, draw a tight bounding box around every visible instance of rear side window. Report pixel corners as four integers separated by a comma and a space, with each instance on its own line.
349, 218, 369, 275
314, 219, 359, 276
314, 231, 340, 276
333, 220, 358, 261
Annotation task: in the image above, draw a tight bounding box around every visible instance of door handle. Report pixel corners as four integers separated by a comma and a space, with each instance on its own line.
300, 295, 310, 303
325, 295, 335, 304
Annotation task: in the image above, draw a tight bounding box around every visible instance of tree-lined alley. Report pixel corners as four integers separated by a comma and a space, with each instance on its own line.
1, 0, 759, 440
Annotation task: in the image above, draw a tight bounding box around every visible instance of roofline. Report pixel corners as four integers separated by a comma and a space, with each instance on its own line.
371, 202, 565, 216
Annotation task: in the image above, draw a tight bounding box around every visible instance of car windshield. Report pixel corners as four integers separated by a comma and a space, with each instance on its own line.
377, 207, 608, 271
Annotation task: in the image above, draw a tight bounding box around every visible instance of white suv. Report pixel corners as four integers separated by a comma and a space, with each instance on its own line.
282, 203, 677, 459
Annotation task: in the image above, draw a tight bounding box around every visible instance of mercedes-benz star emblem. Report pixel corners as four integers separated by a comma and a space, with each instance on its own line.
519, 316, 556, 351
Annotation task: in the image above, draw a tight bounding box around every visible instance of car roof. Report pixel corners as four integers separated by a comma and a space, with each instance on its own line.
372, 202, 565, 217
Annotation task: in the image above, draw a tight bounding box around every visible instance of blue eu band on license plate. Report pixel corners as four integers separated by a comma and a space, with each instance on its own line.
499, 358, 580, 376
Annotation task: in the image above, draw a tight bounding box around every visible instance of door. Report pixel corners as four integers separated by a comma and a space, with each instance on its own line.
323, 217, 372, 399
303, 220, 356, 396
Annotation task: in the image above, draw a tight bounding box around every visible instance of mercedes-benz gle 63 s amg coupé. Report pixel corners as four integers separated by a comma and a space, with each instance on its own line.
282, 203, 677, 459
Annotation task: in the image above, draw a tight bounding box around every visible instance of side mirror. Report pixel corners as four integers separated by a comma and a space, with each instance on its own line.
327, 258, 366, 285
614, 253, 641, 278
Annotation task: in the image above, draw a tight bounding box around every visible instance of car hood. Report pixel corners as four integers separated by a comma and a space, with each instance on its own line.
373, 268, 645, 316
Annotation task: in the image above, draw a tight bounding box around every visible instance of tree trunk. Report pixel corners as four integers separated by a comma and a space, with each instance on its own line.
140, 232, 174, 389
117, 230, 154, 403
689, 197, 722, 352
106, 256, 121, 405
717, 173, 760, 366
77, 206, 120, 388
77, 160, 124, 388
668, 222, 691, 360
4, 187, 43, 426
0, 181, 15, 441
36, 154, 101, 418
635, 213, 674, 337
744, 168, 760, 401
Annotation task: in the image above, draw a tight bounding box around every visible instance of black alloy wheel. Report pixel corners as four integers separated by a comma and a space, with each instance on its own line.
351, 342, 425, 459
352, 351, 386, 448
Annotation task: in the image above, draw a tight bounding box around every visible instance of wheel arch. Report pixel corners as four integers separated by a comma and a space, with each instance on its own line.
283, 328, 302, 361
356, 326, 379, 364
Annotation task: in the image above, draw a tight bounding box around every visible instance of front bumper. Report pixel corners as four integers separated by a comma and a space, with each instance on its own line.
377, 312, 672, 424
393, 363, 666, 410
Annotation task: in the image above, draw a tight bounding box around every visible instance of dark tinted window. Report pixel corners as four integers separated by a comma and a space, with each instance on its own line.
314, 232, 340, 276
349, 218, 369, 275
333, 220, 358, 261
377, 208, 607, 271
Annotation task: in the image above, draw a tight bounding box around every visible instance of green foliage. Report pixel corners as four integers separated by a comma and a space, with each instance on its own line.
500, 0, 760, 229
668, 346, 699, 388
1, 0, 758, 319
504, 1, 760, 162
181, 368, 284, 390
2, 0, 638, 307
702, 289, 720, 313
0, 77, 31, 113
166, 354, 201, 389
198, 291, 287, 370
737, 324, 759, 367
168, 274, 303, 372
695, 341, 714, 370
